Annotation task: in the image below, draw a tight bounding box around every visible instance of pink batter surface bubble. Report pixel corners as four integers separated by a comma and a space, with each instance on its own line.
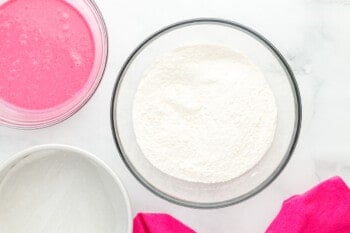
0, 0, 95, 110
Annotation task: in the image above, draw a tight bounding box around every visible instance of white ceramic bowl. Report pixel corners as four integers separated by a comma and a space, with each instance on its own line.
0, 144, 132, 233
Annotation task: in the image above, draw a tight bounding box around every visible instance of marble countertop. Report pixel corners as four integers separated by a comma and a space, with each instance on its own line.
1, 0, 350, 232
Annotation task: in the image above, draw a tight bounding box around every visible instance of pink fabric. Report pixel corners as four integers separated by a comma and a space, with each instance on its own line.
266, 176, 350, 233
133, 213, 196, 233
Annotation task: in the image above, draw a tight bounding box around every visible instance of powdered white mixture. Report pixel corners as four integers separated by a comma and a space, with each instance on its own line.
0, 152, 117, 233
133, 45, 277, 183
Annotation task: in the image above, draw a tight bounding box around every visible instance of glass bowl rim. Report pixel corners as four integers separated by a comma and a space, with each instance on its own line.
110, 18, 302, 209
0, 0, 109, 129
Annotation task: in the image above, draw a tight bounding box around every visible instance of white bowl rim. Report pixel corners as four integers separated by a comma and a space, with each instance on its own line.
0, 144, 132, 233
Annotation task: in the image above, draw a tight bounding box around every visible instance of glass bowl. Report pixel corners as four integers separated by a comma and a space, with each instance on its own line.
0, 0, 108, 129
111, 18, 301, 208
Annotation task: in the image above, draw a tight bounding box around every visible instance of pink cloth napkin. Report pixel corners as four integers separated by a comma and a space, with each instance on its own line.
133, 213, 196, 233
266, 176, 350, 233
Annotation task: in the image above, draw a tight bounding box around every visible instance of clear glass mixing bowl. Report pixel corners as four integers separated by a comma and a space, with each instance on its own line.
0, 0, 108, 129
111, 18, 302, 208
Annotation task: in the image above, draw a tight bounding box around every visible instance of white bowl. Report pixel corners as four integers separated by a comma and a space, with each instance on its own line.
0, 144, 132, 233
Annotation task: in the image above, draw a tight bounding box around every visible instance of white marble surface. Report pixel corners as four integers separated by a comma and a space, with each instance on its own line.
1, 0, 350, 232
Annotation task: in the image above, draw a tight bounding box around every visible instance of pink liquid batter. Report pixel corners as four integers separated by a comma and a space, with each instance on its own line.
0, 0, 95, 110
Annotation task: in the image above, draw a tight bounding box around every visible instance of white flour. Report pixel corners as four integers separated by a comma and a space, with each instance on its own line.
133, 45, 277, 183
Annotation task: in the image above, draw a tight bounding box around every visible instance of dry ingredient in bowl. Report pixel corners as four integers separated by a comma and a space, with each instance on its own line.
133, 45, 277, 183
